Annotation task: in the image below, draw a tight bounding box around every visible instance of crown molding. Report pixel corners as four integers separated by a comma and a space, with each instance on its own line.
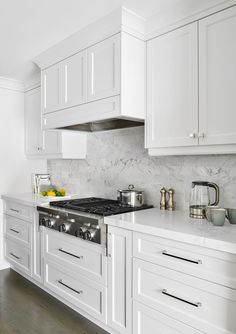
146, 0, 236, 40
24, 72, 41, 92
0, 77, 24, 92
33, 6, 145, 70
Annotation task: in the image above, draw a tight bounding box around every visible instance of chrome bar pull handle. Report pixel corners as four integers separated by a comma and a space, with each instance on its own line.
10, 208, 20, 213
10, 252, 20, 260
58, 248, 83, 260
162, 289, 202, 308
162, 250, 202, 264
9, 228, 20, 234
58, 279, 83, 295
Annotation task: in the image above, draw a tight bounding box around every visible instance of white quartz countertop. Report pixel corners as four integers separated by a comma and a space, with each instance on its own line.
1, 193, 76, 207
104, 208, 236, 254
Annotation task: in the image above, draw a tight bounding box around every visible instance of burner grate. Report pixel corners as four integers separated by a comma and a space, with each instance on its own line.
50, 197, 152, 216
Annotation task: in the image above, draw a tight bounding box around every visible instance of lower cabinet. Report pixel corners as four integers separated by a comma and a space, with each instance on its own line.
107, 226, 132, 334
5, 237, 32, 276
44, 259, 107, 323
133, 302, 204, 334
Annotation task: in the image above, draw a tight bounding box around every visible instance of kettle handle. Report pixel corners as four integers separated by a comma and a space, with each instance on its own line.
208, 183, 220, 206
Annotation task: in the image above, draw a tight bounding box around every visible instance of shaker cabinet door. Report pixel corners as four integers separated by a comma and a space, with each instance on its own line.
87, 34, 120, 102
25, 87, 41, 155
199, 6, 236, 145
42, 64, 62, 114
146, 22, 198, 148
107, 226, 132, 334
61, 50, 86, 108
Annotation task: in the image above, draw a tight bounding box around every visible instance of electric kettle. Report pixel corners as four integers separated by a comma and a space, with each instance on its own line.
189, 181, 219, 219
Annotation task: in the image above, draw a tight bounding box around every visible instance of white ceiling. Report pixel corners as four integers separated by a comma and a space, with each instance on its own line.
0, 0, 225, 82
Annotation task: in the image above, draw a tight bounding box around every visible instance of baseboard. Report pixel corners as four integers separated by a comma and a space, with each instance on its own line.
0, 260, 10, 270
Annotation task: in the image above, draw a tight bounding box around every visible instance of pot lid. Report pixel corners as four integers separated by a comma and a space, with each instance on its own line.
118, 184, 143, 193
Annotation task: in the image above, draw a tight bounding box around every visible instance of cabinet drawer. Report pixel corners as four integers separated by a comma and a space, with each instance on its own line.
133, 232, 236, 289
44, 229, 107, 285
133, 301, 204, 334
133, 258, 236, 334
5, 215, 31, 247
44, 260, 107, 323
5, 238, 31, 276
4, 201, 33, 222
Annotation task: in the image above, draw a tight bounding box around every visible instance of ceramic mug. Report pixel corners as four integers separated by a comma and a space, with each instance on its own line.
204, 206, 220, 222
208, 208, 226, 226
225, 208, 236, 224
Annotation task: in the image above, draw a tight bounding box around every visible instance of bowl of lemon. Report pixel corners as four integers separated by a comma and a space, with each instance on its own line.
40, 188, 67, 198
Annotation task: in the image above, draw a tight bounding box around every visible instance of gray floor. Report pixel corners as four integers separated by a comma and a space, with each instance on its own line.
0, 269, 109, 334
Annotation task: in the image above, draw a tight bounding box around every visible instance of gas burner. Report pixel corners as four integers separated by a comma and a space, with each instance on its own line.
37, 197, 153, 247
49, 197, 152, 216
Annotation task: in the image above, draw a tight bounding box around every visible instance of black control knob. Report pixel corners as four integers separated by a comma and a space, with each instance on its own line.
47, 219, 56, 228
40, 217, 47, 226
59, 223, 72, 233
75, 226, 86, 238
84, 228, 97, 241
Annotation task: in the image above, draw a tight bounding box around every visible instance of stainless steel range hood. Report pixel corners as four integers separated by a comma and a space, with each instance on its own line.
58, 118, 144, 132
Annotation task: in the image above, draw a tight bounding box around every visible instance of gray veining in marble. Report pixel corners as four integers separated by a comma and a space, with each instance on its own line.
48, 127, 236, 210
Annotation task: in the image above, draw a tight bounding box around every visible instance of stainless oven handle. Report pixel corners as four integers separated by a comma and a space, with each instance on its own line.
58, 248, 83, 260
58, 279, 83, 295
162, 250, 202, 264
162, 289, 202, 307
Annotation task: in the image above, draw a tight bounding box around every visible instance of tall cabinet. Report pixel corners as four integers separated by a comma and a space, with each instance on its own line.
146, 5, 236, 155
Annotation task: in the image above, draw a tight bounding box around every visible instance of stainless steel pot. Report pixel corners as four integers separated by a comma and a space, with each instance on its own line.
117, 184, 145, 207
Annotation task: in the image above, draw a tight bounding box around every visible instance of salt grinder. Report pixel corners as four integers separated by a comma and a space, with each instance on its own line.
160, 187, 167, 210
167, 188, 175, 211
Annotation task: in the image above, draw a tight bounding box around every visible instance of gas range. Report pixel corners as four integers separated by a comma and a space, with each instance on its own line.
37, 197, 152, 248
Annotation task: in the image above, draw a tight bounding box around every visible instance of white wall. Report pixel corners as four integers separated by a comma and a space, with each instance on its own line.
0, 81, 47, 269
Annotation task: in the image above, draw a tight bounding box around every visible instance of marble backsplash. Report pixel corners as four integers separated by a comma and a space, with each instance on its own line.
48, 127, 236, 210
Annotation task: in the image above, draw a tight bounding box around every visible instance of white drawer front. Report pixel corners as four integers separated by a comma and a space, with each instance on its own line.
133, 301, 204, 334
4, 201, 33, 222
133, 232, 236, 289
44, 229, 107, 285
133, 258, 236, 334
44, 260, 107, 323
5, 215, 31, 247
5, 238, 31, 276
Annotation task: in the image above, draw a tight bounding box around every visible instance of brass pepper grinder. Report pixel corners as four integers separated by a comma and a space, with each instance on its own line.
167, 188, 175, 211
160, 187, 167, 210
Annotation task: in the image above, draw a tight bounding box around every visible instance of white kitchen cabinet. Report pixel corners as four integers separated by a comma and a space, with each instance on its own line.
107, 226, 132, 334
147, 6, 236, 156
25, 87, 87, 159
32, 211, 42, 283
199, 5, 236, 146
147, 22, 198, 148
61, 50, 86, 109
42, 64, 61, 114
87, 34, 120, 102
133, 301, 203, 334
39, 32, 145, 130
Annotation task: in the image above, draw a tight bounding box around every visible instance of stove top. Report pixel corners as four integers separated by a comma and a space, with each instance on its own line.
49, 197, 153, 216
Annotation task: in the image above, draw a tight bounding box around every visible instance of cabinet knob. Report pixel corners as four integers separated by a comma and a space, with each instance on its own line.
189, 133, 196, 139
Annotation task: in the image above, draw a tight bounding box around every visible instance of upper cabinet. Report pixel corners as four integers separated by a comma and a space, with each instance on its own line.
199, 6, 236, 146
147, 6, 236, 156
147, 23, 198, 149
87, 34, 120, 102
25, 87, 87, 159
40, 33, 145, 131
42, 64, 61, 114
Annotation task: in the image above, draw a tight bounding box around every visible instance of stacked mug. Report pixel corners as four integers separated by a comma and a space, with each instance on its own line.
205, 206, 236, 226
